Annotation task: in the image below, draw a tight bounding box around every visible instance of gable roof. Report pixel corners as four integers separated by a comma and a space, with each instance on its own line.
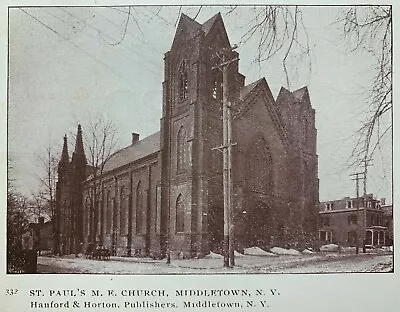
102, 132, 160, 174
171, 12, 226, 49
292, 86, 309, 102
201, 13, 222, 35
240, 78, 264, 100
179, 13, 202, 33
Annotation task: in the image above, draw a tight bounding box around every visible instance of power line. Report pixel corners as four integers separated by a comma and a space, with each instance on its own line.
55, 7, 161, 75
107, 6, 145, 40
97, 8, 164, 56
143, 6, 175, 27
104, 6, 131, 46
350, 172, 365, 254
19, 8, 133, 84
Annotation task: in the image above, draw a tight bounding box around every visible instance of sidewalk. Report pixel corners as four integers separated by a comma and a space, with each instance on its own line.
38, 248, 393, 273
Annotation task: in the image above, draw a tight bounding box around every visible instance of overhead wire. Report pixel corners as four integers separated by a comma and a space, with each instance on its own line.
97, 8, 164, 56
19, 8, 136, 84
56, 7, 161, 76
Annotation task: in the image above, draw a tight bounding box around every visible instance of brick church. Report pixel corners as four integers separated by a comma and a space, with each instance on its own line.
55, 13, 319, 258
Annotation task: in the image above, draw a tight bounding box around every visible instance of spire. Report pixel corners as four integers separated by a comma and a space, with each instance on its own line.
60, 135, 69, 163
73, 124, 86, 164
58, 135, 69, 177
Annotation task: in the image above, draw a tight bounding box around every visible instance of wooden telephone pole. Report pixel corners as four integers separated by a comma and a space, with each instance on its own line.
361, 158, 373, 196
212, 45, 238, 267
350, 172, 364, 254
360, 157, 373, 252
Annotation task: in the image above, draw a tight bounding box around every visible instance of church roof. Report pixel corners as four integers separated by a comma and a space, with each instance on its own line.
102, 131, 160, 174
201, 13, 222, 35
178, 13, 223, 36
292, 86, 308, 101
240, 78, 264, 100
179, 13, 202, 33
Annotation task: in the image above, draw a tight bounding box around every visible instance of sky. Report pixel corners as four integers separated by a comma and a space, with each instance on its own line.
7, 5, 392, 202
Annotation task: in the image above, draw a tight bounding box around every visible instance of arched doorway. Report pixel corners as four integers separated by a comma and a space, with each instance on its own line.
242, 135, 274, 249
243, 199, 273, 248
208, 205, 224, 253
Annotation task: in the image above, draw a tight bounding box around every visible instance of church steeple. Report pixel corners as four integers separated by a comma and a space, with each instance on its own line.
58, 135, 69, 177
61, 135, 69, 163
72, 124, 86, 165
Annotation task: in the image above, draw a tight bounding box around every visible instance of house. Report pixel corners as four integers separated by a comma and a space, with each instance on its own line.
319, 194, 391, 247
21, 217, 53, 251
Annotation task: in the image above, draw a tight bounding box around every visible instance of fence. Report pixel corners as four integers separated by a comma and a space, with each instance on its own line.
7, 250, 38, 274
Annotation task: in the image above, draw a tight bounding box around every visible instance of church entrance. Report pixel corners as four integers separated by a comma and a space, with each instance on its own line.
241, 135, 275, 249
208, 205, 224, 253
243, 199, 273, 248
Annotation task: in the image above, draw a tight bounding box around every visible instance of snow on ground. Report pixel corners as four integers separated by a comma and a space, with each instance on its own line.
320, 244, 340, 252
302, 249, 314, 254
205, 252, 224, 259
273, 255, 394, 273
234, 250, 245, 257
244, 247, 277, 256
270, 247, 302, 255
37, 249, 393, 274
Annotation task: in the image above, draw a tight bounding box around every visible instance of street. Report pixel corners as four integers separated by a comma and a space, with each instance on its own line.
37, 249, 393, 274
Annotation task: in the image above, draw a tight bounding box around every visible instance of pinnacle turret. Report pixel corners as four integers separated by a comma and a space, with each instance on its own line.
57, 135, 69, 177
72, 124, 86, 165
61, 135, 69, 163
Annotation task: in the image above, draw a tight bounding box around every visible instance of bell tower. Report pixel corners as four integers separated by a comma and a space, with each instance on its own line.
160, 13, 242, 258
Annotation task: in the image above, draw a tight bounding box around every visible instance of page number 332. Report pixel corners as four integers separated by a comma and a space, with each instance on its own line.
5, 289, 18, 295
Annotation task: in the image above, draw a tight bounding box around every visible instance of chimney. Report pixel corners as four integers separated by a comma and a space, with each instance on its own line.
132, 133, 140, 145
380, 198, 386, 205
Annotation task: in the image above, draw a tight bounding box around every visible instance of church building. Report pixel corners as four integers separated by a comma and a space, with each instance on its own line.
55, 13, 319, 258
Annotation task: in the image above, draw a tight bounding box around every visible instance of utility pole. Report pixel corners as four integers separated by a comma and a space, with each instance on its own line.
360, 158, 373, 196
360, 157, 373, 253
212, 45, 238, 267
350, 172, 364, 254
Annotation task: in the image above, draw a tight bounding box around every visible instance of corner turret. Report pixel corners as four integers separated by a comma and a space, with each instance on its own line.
57, 135, 69, 177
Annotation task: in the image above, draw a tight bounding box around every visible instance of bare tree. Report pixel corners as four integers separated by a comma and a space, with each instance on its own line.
338, 6, 392, 166
221, 5, 391, 167
7, 159, 29, 253
225, 5, 311, 89
7, 186, 30, 254
35, 146, 59, 253
83, 116, 119, 244
27, 192, 52, 255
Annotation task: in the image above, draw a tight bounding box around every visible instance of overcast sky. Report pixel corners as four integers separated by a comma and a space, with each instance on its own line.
8, 5, 392, 202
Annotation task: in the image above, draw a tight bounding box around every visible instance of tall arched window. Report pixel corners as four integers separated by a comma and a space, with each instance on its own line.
85, 197, 90, 238
136, 182, 143, 234
177, 126, 187, 173
246, 136, 273, 193
176, 194, 184, 233
302, 116, 308, 145
179, 60, 188, 101
106, 190, 111, 234
119, 186, 127, 235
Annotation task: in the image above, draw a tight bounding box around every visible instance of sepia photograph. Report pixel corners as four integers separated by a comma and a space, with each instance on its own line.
7, 4, 393, 275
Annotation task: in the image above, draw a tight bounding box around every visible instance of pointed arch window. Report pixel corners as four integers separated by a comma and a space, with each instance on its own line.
106, 190, 111, 234
302, 117, 308, 145
212, 69, 223, 101
179, 60, 189, 101
136, 181, 144, 234
176, 194, 184, 233
85, 197, 90, 237
177, 126, 187, 173
120, 186, 127, 235
246, 136, 273, 192
106, 191, 112, 234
